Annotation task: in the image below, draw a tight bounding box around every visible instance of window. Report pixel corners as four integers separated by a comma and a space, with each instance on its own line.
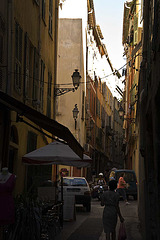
62, 178, 87, 186
24, 34, 34, 101
27, 131, 37, 153
47, 72, 52, 118
40, 60, 45, 111
15, 22, 22, 94
24, 33, 29, 98
82, 91, 85, 120
49, 0, 53, 36
42, 0, 46, 21
96, 98, 100, 117
33, 48, 39, 105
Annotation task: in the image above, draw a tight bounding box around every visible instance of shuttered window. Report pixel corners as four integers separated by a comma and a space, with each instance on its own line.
33, 48, 39, 105
27, 131, 37, 153
96, 99, 100, 118
47, 72, 52, 118
15, 22, 22, 94
133, 14, 138, 45
24, 33, 29, 99
42, 0, 46, 21
40, 60, 45, 111
24, 34, 34, 102
49, 0, 53, 36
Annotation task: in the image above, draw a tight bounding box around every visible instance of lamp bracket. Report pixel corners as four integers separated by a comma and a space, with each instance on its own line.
54, 87, 76, 96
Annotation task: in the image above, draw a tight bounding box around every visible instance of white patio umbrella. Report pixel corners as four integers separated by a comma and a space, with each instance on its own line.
22, 141, 92, 167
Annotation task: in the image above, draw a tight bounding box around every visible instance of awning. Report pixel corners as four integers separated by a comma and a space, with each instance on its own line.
0, 91, 83, 158
22, 141, 92, 167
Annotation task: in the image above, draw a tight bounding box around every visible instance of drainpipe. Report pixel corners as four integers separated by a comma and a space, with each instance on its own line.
53, 0, 59, 205
53, 0, 59, 119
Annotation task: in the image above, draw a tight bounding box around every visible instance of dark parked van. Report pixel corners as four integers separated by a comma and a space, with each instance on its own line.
113, 169, 137, 200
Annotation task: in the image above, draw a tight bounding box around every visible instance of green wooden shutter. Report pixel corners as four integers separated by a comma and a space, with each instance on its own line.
15, 22, 22, 93
133, 14, 138, 45
47, 72, 52, 118
33, 48, 39, 103
24, 33, 29, 98
27, 131, 37, 153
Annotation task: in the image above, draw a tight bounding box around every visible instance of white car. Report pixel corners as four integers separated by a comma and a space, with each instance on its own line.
59, 177, 91, 212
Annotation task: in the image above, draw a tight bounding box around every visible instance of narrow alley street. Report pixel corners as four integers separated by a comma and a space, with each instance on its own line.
56, 198, 142, 240
1, 0, 160, 239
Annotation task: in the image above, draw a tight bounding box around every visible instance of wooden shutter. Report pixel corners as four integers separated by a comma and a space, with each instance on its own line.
33, 48, 39, 103
49, 0, 53, 35
24, 33, 29, 98
47, 72, 52, 118
42, 0, 46, 21
27, 131, 37, 153
14, 22, 22, 93
40, 60, 45, 111
133, 14, 138, 45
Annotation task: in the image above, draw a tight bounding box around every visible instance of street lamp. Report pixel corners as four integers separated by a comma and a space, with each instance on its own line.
118, 105, 135, 123
72, 104, 79, 130
54, 69, 81, 96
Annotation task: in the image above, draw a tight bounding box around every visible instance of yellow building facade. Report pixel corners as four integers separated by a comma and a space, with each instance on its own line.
0, 0, 59, 195
122, 0, 142, 182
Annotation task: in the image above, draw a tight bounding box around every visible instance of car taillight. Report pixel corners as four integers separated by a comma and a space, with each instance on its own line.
84, 191, 91, 196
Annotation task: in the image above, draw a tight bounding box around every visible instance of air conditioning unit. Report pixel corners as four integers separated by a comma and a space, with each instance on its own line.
84, 143, 90, 152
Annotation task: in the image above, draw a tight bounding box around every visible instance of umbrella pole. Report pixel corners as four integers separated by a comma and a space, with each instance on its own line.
61, 176, 63, 227
55, 165, 58, 204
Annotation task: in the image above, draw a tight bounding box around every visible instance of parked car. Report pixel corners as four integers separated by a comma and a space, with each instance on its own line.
113, 169, 138, 200
58, 177, 91, 212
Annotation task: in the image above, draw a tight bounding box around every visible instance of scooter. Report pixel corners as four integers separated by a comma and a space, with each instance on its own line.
97, 184, 104, 200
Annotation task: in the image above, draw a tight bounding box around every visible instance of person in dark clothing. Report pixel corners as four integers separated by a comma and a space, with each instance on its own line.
101, 180, 124, 240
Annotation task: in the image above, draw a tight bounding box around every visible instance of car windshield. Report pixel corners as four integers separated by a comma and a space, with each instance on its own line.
63, 178, 87, 186
116, 172, 136, 182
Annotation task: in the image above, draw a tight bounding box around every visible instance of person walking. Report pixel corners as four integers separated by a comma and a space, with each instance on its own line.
101, 180, 124, 240
117, 172, 130, 205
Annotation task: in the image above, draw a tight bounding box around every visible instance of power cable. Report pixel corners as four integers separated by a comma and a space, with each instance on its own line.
0, 51, 142, 86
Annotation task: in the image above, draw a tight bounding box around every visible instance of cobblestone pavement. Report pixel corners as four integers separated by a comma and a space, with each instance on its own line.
56, 199, 142, 240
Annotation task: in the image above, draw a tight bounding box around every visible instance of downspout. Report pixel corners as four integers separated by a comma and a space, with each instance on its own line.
53, 0, 59, 119
53, 0, 59, 205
